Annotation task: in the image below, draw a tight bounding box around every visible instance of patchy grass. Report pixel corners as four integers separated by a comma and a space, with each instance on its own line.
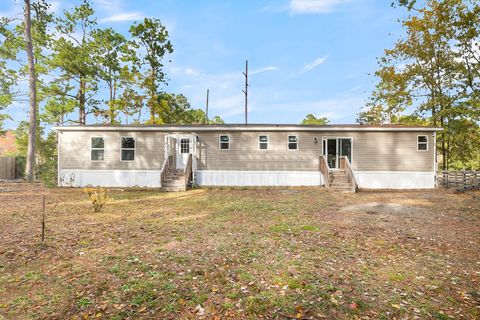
0, 183, 479, 319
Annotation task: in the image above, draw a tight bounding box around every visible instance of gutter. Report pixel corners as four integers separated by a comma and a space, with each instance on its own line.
52, 126, 444, 132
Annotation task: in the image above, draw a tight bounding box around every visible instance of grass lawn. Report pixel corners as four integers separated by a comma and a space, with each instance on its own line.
0, 183, 479, 319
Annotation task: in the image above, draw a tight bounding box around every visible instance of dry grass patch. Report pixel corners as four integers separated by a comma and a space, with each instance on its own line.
0, 183, 479, 319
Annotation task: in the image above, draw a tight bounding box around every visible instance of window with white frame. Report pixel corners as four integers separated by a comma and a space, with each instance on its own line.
259, 135, 269, 150
288, 135, 298, 150
121, 137, 135, 161
219, 135, 230, 150
91, 137, 104, 161
417, 135, 428, 151
180, 138, 190, 154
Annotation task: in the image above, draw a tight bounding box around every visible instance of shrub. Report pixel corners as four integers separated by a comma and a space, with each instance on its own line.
84, 187, 110, 212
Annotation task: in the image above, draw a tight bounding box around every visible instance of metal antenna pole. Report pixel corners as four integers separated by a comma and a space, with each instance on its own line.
242, 60, 248, 125
205, 89, 209, 124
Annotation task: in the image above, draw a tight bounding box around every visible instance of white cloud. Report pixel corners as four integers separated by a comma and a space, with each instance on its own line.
289, 0, 351, 14
94, 0, 146, 23
250, 66, 278, 75
101, 12, 144, 22
185, 68, 199, 76
348, 85, 362, 92
301, 56, 328, 73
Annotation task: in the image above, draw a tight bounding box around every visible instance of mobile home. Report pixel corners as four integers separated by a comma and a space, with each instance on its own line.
54, 124, 441, 191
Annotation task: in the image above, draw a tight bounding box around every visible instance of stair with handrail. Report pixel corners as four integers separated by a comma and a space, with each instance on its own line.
320, 155, 357, 192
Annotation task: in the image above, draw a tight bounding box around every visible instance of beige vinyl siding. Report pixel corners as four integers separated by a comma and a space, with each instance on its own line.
59, 131, 165, 170
197, 132, 321, 171
196, 131, 434, 172
58, 129, 435, 173
350, 131, 433, 171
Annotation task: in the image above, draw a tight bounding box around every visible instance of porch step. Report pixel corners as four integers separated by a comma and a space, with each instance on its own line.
161, 186, 186, 192
329, 170, 356, 192
161, 168, 187, 192
163, 179, 186, 187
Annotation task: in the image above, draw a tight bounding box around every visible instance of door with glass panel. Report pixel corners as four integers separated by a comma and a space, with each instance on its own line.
176, 137, 192, 169
322, 138, 352, 169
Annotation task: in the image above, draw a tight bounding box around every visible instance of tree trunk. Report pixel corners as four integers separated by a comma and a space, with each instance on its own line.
149, 68, 156, 122
109, 80, 114, 123
149, 99, 155, 122
440, 117, 446, 170
79, 77, 86, 125
112, 80, 117, 123
24, 0, 37, 182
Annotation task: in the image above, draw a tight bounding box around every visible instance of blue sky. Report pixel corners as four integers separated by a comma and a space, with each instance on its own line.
1, 0, 407, 127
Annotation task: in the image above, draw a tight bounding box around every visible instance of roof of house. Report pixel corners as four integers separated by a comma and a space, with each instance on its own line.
53, 123, 443, 132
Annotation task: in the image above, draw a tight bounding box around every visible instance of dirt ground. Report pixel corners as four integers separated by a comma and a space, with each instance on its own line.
0, 183, 479, 319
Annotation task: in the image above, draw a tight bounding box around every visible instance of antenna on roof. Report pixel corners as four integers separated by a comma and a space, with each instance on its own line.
242, 60, 248, 125
205, 89, 209, 124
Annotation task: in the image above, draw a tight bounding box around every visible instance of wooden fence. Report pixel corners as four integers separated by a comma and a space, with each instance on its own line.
438, 171, 480, 191
0, 156, 18, 180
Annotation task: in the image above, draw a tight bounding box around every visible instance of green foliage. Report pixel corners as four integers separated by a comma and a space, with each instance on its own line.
151, 93, 224, 124
362, 0, 480, 170
14, 121, 57, 185
130, 18, 173, 123
0, 0, 229, 183
49, 0, 99, 125
92, 27, 137, 123
300, 114, 330, 125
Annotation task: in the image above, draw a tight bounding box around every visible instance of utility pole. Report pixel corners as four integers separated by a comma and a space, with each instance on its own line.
205, 89, 209, 124
242, 60, 248, 125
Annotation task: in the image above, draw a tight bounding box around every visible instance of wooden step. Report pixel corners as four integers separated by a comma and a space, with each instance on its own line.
331, 184, 352, 188
330, 189, 355, 193
163, 179, 185, 187
161, 186, 186, 192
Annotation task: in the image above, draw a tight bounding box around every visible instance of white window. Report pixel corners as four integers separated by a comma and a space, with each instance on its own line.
219, 135, 230, 150
180, 138, 190, 154
121, 137, 135, 161
417, 135, 428, 151
91, 137, 104, 161
258, 135, 269, 150
288, 135, 298, 150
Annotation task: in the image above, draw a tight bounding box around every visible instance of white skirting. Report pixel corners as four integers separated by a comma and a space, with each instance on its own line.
58, 169, 435, 189
354, 171, 435, 189
59, 169, 161, 188
195, 170, 324, 186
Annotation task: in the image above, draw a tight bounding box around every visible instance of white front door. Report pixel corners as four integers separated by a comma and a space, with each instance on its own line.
176, 137, 192, 169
